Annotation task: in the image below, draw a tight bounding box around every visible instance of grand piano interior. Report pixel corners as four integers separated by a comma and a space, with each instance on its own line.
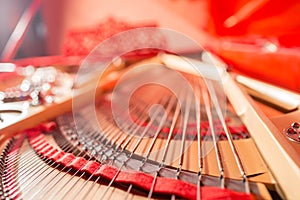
0, 1, 300, 200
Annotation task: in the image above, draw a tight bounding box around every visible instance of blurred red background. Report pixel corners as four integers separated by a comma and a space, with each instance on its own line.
3, 0, 299, 92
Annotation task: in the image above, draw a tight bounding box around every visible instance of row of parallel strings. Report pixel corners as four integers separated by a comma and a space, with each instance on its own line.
6, 94, 156, 199
91, 74, 250, 198
7, 90, 177, 200
7, 117, 111, 200
10, 73, 250, 200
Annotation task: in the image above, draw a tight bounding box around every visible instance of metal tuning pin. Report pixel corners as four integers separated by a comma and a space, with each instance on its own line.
1, 65, 73, 106
284, 122, 300, 143
0, 65, 73, 126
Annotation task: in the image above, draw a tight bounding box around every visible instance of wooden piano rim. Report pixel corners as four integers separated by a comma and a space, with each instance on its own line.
223, 73, 300, 200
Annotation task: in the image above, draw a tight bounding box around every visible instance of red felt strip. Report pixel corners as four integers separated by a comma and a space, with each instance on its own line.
68, 157, 87, 170
131, 118, 249, 139
27, 123, 255, 200
44, 148, 59, 157
49, 150, 65, 161
57, 153, 76, 166
82, 161, 101, 174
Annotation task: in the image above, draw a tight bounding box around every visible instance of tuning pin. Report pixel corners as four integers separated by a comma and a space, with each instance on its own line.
287, 127, 297, 135
71, 134, 78, 141
82, 145, 88, 151
284, 122, 300, 143
291, 122, 300, 129
66, 129, 73, 136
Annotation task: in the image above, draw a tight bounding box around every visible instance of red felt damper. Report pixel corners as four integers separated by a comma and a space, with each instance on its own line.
27, 122, 254, 200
